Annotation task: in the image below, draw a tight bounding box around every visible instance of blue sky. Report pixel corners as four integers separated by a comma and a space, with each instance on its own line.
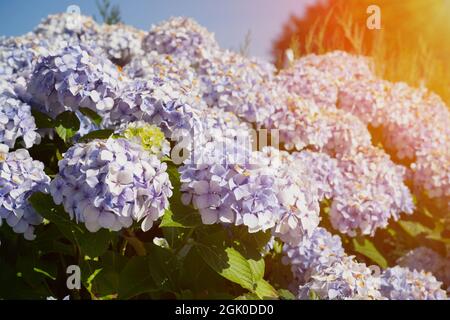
0, 0, 316, 60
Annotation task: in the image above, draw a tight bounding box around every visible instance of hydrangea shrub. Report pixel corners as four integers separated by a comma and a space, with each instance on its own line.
0, 13, 449, 301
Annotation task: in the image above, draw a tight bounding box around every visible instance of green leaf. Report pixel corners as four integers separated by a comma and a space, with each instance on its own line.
54, 111, 80, 142
196, 243, 275, 298
233, 227, 272, 257
79, 129, 114, 142
29, 192, 85, 242
159, 208, 201, 228
277, 289, 296, 300
79, 107, 102, 126
80, 251, 126, 299
78, 229, 114, 258
145, 245, 180, 291
31, 110, 55, 128
235, 292, 259, 300
29, 192, 114, 258
254, 279, 278, 299
248, 258, 265, 282
196, 245, 254, 291
118, 256, 157, 299
352, 238, 388, 268
398, 220, 433, 237
159, 163, 202, 228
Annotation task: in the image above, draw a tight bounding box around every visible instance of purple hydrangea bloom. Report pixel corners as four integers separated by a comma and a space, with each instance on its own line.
337, 79, 450, 215
179, 110, 284, 232
380, 266, 447, 300
27, 45, 123, 123
109, 77, 206, 146
264, 148, 321, 245
198, 50, 275, 123
50, 137, 172, 232
124, 51, 196, 84
97, 24, 145, 67
180, 144, 281, 232
33, 13, 99, 46
411, 146, 450, 206
338, 80, 450, 161
123, 51, 204, 109
0, 34, 60, 84
277, 64, 338, 109
282, 227, 346, 284
0, 81, 40, 148
142, 17, 219, 65
264, 89, 372, 156
330, 146, 414, 236
278, 51, 374, 109
297, 255, 383, 300
0, 95, 40, 149
0, 146, 50, 240
397, 247, 450, 288
291, 150, 342, 201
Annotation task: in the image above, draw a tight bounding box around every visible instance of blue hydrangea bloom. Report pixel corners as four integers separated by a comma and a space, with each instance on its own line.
50, 137, 172, 232
27, 45, 123, 123
298, 256, 384, 300
380, 266, 447, 300
142, 17, 219, 65
0, 146, 50, 240
0, 86, 40, 148
282, 227, 346, 284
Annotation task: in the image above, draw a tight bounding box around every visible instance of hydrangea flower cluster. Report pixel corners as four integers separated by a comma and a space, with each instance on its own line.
297, 255, 384, 300
338, 80, 450, 160
179, 125, 281, 232
299, 51, 374, 85
198, 50, 275, 123
108, 77, 205, 144
330, 146, 415, 236
120, 121, 170, 158
283, 225, 448, 300
0, 92, 40, 148
260, 88, 414, 237
50, 138, 172, 232
277, 64, 339, 109
292, 151, 342, 201
282, 227, 346, 284
0, 36, 51, 80
379, 266, 447, 300
27, 45, 123, 122
180, 148, 282, 231
411, 146, 450, 205
267, 149, 322, 245
33, 13, 99, 46
397, 247, 450, 288
261, 87, 372, 156
123, 51, 202, 102
337, 79, 392, 127
277, 51, 374, 109
336, 77, 450, 211
0, 146, 50, 240
142, 17, 220, 65
97, 24, 145, 67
